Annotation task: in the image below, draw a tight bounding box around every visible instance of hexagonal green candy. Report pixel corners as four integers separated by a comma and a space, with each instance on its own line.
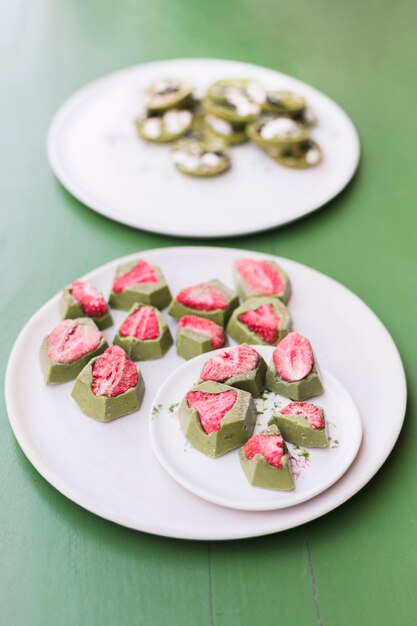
144, 79, 193, 114
61, 286, 113, 330
198, 346, 267, 398
171, 136, 231, 178
108, 260, 172, 311
233, 259, 291, 303
113, 304, 173, 360
168, 279, 239, 327
176, 323, 226, 361
261, 89, 306, 115
135, 109, 193, 143
247, 115, 309, 148
39, 319, 108, 385
71, 357, 145, 422
266, 359, 323, 401
268, 407, 328, 448
226, 297, 292, 346
239, 424, 294, 491
178, 381, 257, 458
265, 139, 322, 169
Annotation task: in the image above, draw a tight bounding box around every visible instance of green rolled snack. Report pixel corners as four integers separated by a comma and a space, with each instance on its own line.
247, 115, 309, 148
206, 79, 266, 106
266, 139, 322, 169
171, 136, 231, 178
261, 89, 306, 115
144, 79, 193, 114
135, 109, 193, 143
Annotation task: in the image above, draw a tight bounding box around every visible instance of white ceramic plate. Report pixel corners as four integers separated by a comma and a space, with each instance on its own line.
47, 58, 360, 238
5, 247, 405, 540
150, 347, 362, 511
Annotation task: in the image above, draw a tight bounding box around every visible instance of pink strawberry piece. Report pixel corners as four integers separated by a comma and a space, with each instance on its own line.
179, 315, 225, 349
47, 320, 101, 363
244, 433, 285, 468
201, 344, 259, 382
112, 260, 158, 293
236, 258, 284, 296
70, 281, 108, 318
177, 283, 228, 311
281, 402, 324, 429
186, 390, 237, 434
239, 304, 279, 344
273, 332, 313, 382
119, 306, 159, 340
91, 346, 138, 397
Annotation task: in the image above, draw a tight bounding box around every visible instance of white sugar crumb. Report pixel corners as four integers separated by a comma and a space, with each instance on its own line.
231, 95, 260, 117
246, 82, 266, 104
305, 148, 321, 164
261, 118, 299, 140
163, 110, 192, 134
206, 114, 232, 136
143, 117, 162, 138
200, 152, 221, 168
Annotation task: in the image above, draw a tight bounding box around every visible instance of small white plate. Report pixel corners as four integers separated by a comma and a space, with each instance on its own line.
5, 247, 406, 540
150, 347, 362, 511
47, 58, 360, 238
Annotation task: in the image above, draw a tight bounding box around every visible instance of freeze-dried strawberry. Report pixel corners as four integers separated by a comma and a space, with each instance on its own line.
177, 283, 228, 311
239, 304, 279, 344
91, 346, 138, 397
70, 281, 108, 318
281, 402, 324, 429
244, 433, 285, 468
236, 258, 284, 296
201, 344, 259, 382
47, 320, 101, 363
112, 260, 158, 293
273, 332, 313, 382
179, 315, 225, 349
119, 306, 159, 340
186, 389, 237, 434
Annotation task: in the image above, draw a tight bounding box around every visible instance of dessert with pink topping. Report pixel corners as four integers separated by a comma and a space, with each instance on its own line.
199, 344, 267, 397
226, 296, 292, 346
168, 279, 238, 327
234, 257, 291, 303
178, 380, 256, 457
61, 280, 113, 330
176, 315, 225, 360
113, 303, 173, 360
266, 332, 323, 400
40, 318, 108, 384
109, 258, 171, 310
71, 346, 145, 421
239, 424, 294, 491
268, 401, 328, 447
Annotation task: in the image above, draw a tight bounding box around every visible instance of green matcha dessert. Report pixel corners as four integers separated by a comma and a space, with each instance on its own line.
178, 380, 257, 458
40, 318, 108, 384
203, 114, 247, 145
144, 79, 193, 114
176, 315, 226, 360
234, 257, 291, 303
206, 79, 266, 106
266, 139, 322, 169
227, 297, 292, 346
113, 303, 173, 360
61, 280, 113, 330
266, 332, 323, 400
268, 402, 328, 447
109, 258, 171, 310
202, 96, 260, 124
71, 346, 145, 422
247, 115, 309, 148
261, 89, 306, 116
199, 344, 267, 397
239, 424, 294, 491
135, 109, 193, 143
171, 136, 231, 177
168, 279, 238, 327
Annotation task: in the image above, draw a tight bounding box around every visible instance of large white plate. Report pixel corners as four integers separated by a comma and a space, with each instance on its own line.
47, 58, 360, 238
5, 247, 405, 540
150, 348, 362, 511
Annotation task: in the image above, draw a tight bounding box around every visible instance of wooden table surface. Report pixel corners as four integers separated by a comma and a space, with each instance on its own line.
1, 1, 416, 624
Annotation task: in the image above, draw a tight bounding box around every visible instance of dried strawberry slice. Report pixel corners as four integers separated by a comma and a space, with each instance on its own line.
47, 320, 101, 363
201, 345, 259, 382
70, 281, 108, 318
186, 389, 237, 434
236, 258, 284, 296
177, 283, 228, 311
244, 433, 285, 468
273, 332, 313, 382
281, 402, 324, 429
178, 315, 225, 349
91, 346, 138, 397
239, 304, 279, 344
119, 306, 159, 340
112, 260, 158, 293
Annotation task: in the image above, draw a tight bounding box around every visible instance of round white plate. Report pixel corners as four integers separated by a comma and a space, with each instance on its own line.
150, 347, 362, 511
47, 58, 360, 238
5, 247, 405, 540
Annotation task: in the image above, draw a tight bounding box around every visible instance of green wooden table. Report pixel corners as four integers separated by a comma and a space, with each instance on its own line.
1, 1, 416, 624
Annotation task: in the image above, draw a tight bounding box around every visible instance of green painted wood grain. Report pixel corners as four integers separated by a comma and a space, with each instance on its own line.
1, 0, 416, 625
